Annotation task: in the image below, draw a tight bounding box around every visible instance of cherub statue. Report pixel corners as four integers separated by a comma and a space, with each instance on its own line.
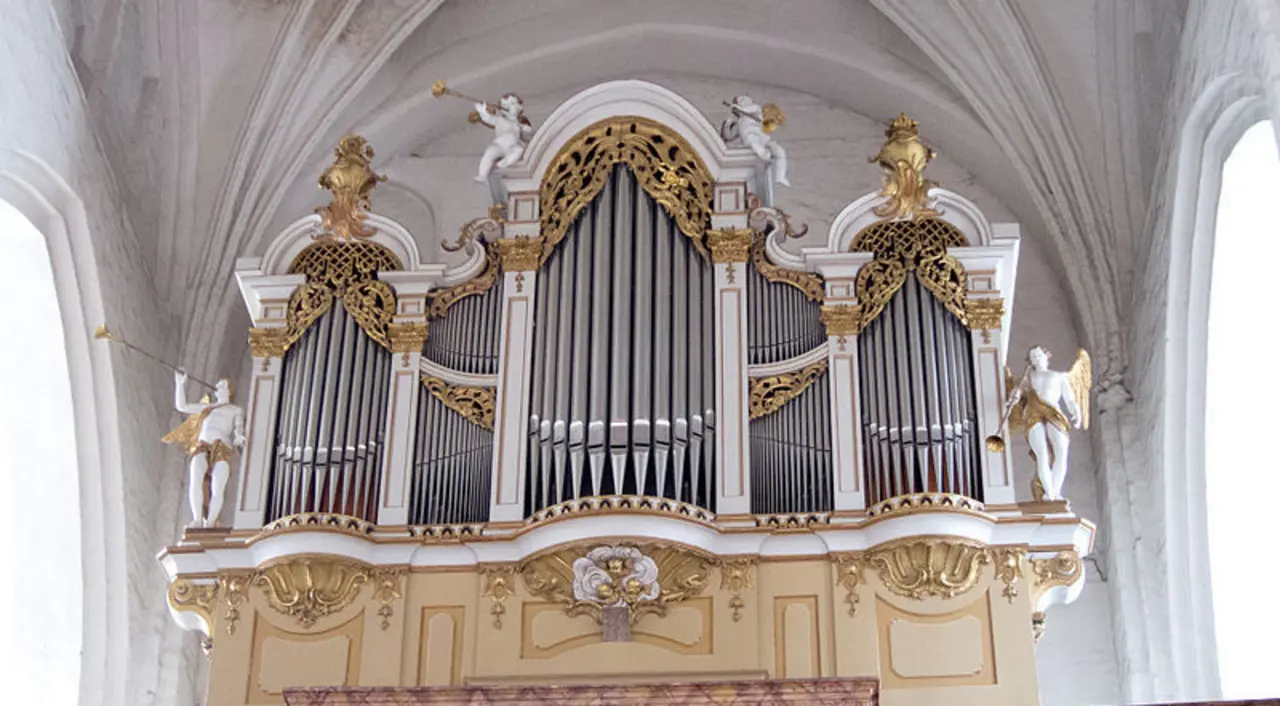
1006, 347, 1091, 502
721, 95, 790, 186
163, 371, 246, 528
473, 93, 533, 182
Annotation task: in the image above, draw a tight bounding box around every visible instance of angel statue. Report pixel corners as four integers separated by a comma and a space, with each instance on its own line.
163, 371, 245, 528
473, 93, 534, 183
721, 95, 790, 186
1005, 347, 1091, 502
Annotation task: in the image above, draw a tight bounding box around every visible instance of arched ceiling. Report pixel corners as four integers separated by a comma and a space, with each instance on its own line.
74, 0, 1183, 384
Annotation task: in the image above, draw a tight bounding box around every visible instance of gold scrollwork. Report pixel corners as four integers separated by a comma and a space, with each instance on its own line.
372, 567, 405, 630
540, 116, 715, 265
991, 547, 1025, 603
426, 242, 500, 317
966, 297, 1004, 342
706, 228, 753, 263
274, 240, 402, 354
750, 231, 824, 301
521, 543, 715, 626
316, 135, 386, 239
1031, 550, 1083, 606
866, 537, 990, 600
495, 236, 544, 272
219, 571, 252, 635
420, 374, 495, 430
832, 554, 863, 617
168, 579, 218, 634
480, 564, 517, 629
720, 557, 756, 622
252, 557, 371, 629
849, 217, 969, 332
749, 360, 828, 420
870, 114, 939, 221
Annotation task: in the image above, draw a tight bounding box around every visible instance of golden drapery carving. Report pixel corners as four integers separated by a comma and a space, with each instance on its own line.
520, 542, 715, 626
420, 374, 496, 430
866, 537, 990, 600
540, 116, 715, 265
259, 240, 402, 355
316, 135, 386, 239
870, 113, 939, 221
426, 242, 499, 317
750, 231, 825, 301
749, 360, 828, 420
253, 556, 371, 628
848, 217, 969, 333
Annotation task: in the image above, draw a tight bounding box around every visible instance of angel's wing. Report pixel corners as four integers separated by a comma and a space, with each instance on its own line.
161, 411, 205, 455
1068, 349, 1092, 430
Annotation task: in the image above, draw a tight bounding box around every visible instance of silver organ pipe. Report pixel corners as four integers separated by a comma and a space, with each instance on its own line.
267, 301, 392, 522
745, 245, 832, 514
526, 165, 716, 514
858, 274, 981, 503
410, 280, 501, 525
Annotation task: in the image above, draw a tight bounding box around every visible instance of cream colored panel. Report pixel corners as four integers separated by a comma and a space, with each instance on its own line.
888, 616, 984, 678
783, 602, 815, 678
531, 607, 597, 650
424, 613, 456, 686
648, 604, 705, 647
257, 636, 349, 692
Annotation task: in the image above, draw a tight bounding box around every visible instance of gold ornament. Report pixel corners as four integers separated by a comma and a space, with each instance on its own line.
540, 117, 714, 265
316, 135, 386, 239
866, 492, 986, 517
706, 228, 753, 263
866, 537, 990, 600
274, 240, 402, 354
832, 554, 863, 617
426, 242, 499, 317
495, 236, 544, 272
870, 114, 939, 221
720, 557, 755, 622
521, 543, 715, 626
750, 230, 824, 301
248, 326, 288, 359
819, 305, 862, 337
849, 217, 969, 332
168, 579, 218, 634
420, 374, 496, 430
991, 547, 1025, 603
1031, 550, 1083, 605
387, 321, 429, 364
219, 571, 252, 635
371, 567, 405, 631
966, 298, 1005, 342
749, 360, 828, 420
480, 565, 517, 629
253, 557, 371, 628
259, 512, 376, 538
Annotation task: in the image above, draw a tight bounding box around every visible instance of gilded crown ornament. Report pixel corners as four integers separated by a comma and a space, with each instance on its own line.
871, 113, 940, 221
316, 135, 385, 239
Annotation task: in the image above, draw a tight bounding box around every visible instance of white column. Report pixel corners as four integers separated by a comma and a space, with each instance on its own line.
707, 229, 752, 516
377, 276, 432, 526
822, 305, 866, 511
234, 334, 285, 528
489, 238, 541, 523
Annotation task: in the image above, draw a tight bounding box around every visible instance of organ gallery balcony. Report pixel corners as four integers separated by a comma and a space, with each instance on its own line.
159, 81, 1093, 706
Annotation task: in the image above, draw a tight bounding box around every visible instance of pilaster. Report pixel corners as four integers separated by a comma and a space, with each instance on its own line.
818, 303, 865, 512
707, 227, 753, 515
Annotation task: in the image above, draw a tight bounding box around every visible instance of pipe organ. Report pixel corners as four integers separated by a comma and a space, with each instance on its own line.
169, 83, 1093, 706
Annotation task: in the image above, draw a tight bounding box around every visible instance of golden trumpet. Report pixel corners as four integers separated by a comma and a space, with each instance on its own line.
94, 324, 216, 388
432, 79, 498, 112
984, 364, 1030, 452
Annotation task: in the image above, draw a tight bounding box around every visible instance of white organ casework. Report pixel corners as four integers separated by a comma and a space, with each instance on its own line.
161, 82, 1097, 702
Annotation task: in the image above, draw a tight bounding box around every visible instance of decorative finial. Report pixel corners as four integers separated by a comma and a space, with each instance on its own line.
316, 135, 385, 239
870, 113, 939, 220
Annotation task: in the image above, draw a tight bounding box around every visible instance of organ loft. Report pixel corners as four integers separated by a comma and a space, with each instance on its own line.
155, 81, 1095, 706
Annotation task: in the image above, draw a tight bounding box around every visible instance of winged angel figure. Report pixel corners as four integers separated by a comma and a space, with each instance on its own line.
1005, 347, 1091, 502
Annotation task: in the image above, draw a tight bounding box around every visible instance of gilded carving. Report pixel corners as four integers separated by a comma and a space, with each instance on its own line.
259, 512, 376, 538
420, 374, 496, 430
966, 297, 1005, 343
991, 547, 1025, 603
441, 211, 503, 254
819, 304, 861, 337
279, 240, 402, 354
372, 567, 405, 630
521, 543, 714, 626
849, 217, 969, 331
168, 579, 217, 634
1031, 550, 1083, 606
747, 192, 809, 240
866, 492, 986, 518
480, 564, 517, 629
388, 321, 428, 354
426, 242, 499, 317
832, 554, 863, 617
866, 537, 990, 600
870, 114, 939, 221
316, 135, 386, 240
750, 231, 824, 301
540, 117, 715, 264
495, 236, 544, 272
706, 228, 753, 263
219, 571, 252, 635
720, 557, 755, 622
248, 326, 288, 359
749, 360, 828, 420
253, 557, 371, 628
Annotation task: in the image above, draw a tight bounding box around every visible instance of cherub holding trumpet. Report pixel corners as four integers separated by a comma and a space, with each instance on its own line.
432, 80, 534, 183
